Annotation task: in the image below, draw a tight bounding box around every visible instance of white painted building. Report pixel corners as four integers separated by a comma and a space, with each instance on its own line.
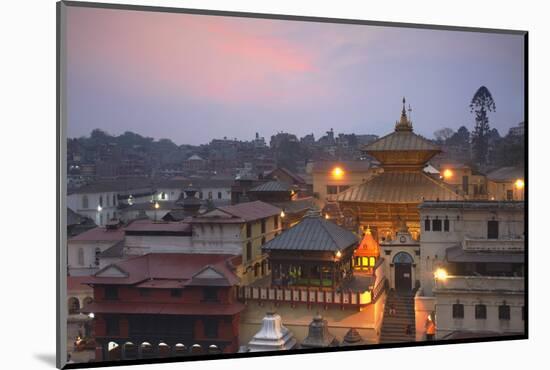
67, 225, 125, 276
414, 201, 525, 340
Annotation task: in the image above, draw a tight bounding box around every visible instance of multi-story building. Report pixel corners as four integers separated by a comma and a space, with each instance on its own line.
486, 167, 525, 201
414, 201, 525, 340
189, 201, 282, 285
312, 160, 372, 205
81, 253, 244, 360
67, 222, 125, 276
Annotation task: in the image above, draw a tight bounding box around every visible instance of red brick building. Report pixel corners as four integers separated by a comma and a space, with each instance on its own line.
81, 253, 244, 361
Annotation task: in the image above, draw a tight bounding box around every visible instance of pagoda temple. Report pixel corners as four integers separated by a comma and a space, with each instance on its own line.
352, 227, 380, 273
337, 98, 464, 241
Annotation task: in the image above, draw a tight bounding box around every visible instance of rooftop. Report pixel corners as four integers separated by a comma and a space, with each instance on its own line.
82, 253, 240, 287
249, 181, 292, 193
486, 167, 524, 182
262, 212, 358, 252
68, 178, 155, 195
337, 171, 462, 203
124, 219, 192, 234
215, 201, 281, 222
68, 226, 125, 242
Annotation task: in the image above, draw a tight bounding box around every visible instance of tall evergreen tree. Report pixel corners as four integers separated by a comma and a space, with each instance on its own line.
470, 86, 496, 165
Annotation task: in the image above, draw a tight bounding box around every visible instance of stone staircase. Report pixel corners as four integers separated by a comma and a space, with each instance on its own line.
379, 291, 416, 344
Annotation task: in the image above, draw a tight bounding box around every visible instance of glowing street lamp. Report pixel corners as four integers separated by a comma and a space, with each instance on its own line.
442, 169, 453, 180
332, 167, 344, 179
514, 179, 524, 189
88, 312, 95, 319
280, 210, 285, 218
325, 214, 330, 220
154, 201, 160, 209
97, 205, 102, 212
434, 268, 448, 281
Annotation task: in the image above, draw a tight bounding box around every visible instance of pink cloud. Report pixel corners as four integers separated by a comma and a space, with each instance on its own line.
67, 7, 329, 104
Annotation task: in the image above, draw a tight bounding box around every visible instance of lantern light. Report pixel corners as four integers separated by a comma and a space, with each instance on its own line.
332, 167, 344, 179
335, 250, 342, 259
514, 179, 524, 189
154, 201, 160, 209
442, 169, 453, 179
280, 210, 285, 218
434, 268, 448, 281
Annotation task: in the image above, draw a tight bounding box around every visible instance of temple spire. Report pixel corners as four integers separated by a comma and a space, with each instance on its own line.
395, 97, 413, 132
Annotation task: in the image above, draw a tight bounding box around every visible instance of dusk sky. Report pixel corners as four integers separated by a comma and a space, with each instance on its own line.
66, 7, 525, 145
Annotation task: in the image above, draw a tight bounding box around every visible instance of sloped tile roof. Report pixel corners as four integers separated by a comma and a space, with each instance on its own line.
364, 131, 440, 152
486, 167, 524, 182
217, 201, 281, 222
262, 214, 358, 252
336, 171, 462, 203
249, 181, 292, 193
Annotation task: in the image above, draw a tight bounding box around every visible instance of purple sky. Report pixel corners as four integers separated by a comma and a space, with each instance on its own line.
66, 7, 525, 145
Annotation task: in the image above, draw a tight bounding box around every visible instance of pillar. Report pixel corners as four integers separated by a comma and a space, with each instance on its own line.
120, 342, 126, 361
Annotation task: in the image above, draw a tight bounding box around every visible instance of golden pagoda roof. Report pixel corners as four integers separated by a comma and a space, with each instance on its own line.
363, 97, 440, 154
364, 130, 441, 152
336, 171, 463, 204
355, 228, 380, 257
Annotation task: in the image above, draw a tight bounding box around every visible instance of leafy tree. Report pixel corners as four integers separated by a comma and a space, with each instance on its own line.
470, 86, 496, 165
434, 128, 454, 143
446, 126, 470, 147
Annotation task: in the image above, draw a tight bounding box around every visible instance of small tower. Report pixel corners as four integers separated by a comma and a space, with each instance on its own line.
300, 313, 339, 348
247, 311, 297, 352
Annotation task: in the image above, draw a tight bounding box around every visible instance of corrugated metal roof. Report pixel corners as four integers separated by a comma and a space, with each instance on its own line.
486, 167, 524, 182
218, 201, 281, 222
262, 214, 358, 252
336, 171, 462, 203
249, 181, 292, 193
364, 131, 440, 152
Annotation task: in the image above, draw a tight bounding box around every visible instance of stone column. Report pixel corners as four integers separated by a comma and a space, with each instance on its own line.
120, 342, 126, 361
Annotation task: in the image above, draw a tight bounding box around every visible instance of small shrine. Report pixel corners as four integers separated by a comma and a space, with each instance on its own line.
341, 328, 366, 346
352, 227, 380, 273
262, 208, 358, 289
247, 311, 297, 352
300, 314, 339, 348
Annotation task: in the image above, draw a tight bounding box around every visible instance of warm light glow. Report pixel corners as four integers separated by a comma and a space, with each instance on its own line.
515, 179, 524, 189
97, 205, 102, 212
88, 312, 95, 319
434, 268, 448, 280
325, 214, 330, 220
154, 201, 160, 209
443, 169, 453, 179
280, 210, 285, 218
336, 250, 342, 258
332, 167, 344, 179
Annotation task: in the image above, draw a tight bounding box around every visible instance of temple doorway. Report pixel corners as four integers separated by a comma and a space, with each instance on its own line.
393, 252, 413, 292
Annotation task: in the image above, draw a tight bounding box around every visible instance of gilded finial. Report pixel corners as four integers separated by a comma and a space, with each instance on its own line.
395, 97, 413, 132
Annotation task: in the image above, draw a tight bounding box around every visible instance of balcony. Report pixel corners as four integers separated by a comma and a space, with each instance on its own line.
462, 237, 524, 252
434, 275, 524, 294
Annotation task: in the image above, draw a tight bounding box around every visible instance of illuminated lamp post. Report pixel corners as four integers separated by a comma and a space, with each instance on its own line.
332, 167, 344, 179
514, 179, 524, 200
96, 205, 102, 226
154, 201, 160, 221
